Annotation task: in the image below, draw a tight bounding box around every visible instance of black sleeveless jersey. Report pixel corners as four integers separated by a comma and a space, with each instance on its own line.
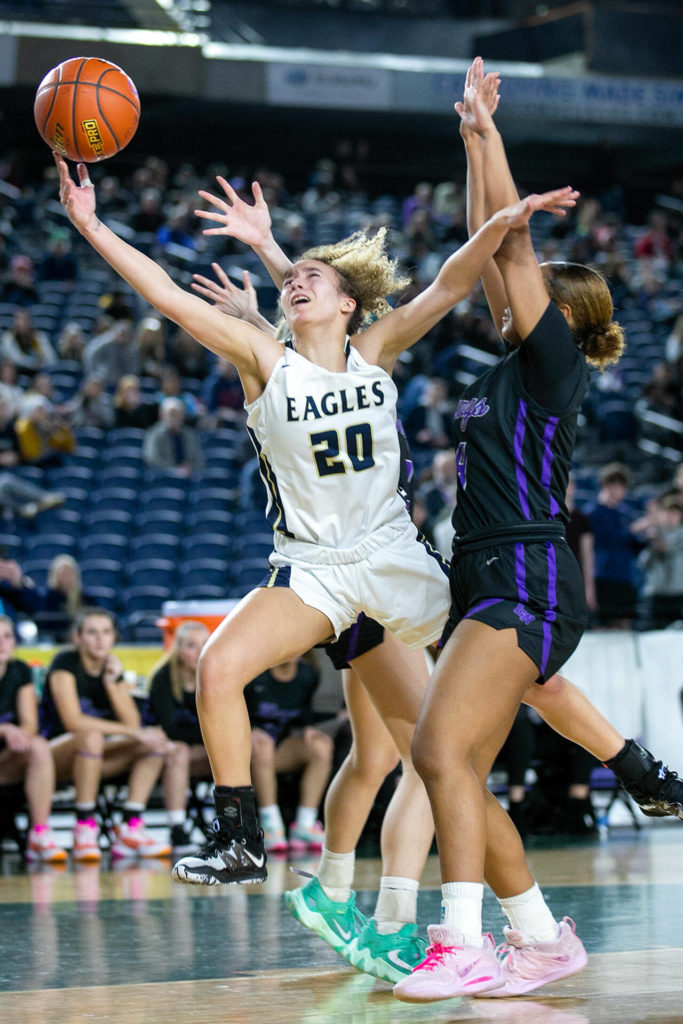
450, 301, 589, 539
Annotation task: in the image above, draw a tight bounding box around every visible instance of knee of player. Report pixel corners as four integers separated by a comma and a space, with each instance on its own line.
28, 733, 52, 762
307, 730, 334, 763
349, 740, 399, 781
251, 728, 276, 764
166, 740, 190, 767
196, 645, 245, 702
410, 729, 444, 785
74, 728, 105, 755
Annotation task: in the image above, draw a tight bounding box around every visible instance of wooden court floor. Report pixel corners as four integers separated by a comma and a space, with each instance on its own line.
0, 824, 681, 1024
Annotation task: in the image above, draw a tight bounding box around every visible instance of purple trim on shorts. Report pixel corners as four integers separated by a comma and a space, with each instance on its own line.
540, 541, 558, 674
463, 598, 504, 619
346, 613, 365, 662
514, 542, 529, 603
513, 399, 531, 520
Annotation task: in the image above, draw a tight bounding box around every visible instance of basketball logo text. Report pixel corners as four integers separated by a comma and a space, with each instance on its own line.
81, 119, 105, 158
52, 122, 67, 155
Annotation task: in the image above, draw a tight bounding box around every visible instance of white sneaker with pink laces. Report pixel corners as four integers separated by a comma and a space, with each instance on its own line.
72, 819, 102, 862
475, 917, 588, 998
25, 825, 68, 864
393, 925, 502, 1002
111, 817, 171, 859
288, 820, 324, 851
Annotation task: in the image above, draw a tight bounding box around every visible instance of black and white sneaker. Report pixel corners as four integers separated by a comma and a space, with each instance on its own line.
172, 817, 268, 885
610, 741, 683, 820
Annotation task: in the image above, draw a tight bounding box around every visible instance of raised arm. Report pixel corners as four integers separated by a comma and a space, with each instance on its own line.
195, 178, 292, 288
357, 186, 577, 372
458, 64, 511, 338
192, 264, 277, 337
459, 59, 564, 340
54, 154, 281, 401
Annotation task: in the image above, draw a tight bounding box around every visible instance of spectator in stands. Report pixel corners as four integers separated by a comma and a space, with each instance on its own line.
419, 449, 459, 555
135, 315, 166, 380
166, 326, 210, 382
639, 360, 682, 421
132, 187, 165, 234
587, 462, 644, 628
0, 555, 41, 621
98, 289, 135, 322
200, 355, 245, 426
401, 181, 434, 230
634, 494, 683, 630
156, 364, 203, 421
522, 715, 599, 837
145, 621, 211, 853
565, 475, 597, 617
37, 554, 98, 641
41, 607, 171, 862
66, 372, 114, 430
56, 321, 87, 362
0, 477, 65, 522
0, 308, 57, 375
112, 374, 158, 430
634, 208, 673, 265
0, 358, 24, 416
0, 253, 38, 306
245, 656, 333, 852
402, 376, 453, 467
14, 395, 76, 467
142, 396, 203, 476
0, 614, 67, 862
36, 227, 78, 284
82, 318, 139, 387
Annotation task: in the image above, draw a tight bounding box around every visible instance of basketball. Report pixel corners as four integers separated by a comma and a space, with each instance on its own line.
34, 57, 140, 163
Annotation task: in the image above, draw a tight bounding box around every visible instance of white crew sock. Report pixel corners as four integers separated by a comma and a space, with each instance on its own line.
497, 883, 560, 943
167, 809, 186, 826
441, 881, 485, 947
317, 847, 355, 902
373, 876, 419, 934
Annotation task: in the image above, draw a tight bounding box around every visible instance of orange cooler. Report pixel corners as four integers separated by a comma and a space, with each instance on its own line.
158, 599, 238, 648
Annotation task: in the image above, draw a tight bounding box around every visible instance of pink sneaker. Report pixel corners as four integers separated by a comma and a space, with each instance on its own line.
72, 819, 102, 863
393, 925, 502, 1002
111, 818, 171, 859
288, 820, 324, 851
25, 825, 68, 864
475, 917, 587, 998
263, 825, 288, 853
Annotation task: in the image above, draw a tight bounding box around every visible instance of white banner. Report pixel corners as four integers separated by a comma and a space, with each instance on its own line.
265, 62, 392, 110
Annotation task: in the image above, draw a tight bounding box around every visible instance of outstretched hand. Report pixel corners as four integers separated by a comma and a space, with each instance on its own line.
497, 187, 580, 229
191, 263, 259, 320
455, 56, 499, 137
53, 151, 97, 232
195, 178, 272, 248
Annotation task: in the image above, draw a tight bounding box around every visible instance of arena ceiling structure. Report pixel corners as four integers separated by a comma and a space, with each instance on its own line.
0, 0, 681, 196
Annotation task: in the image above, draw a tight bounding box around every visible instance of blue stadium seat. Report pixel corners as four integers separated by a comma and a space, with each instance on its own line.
79, 535, 130, 562
82, 586, 119, 612
106, 428, 147, 448
20, 559, 52, 587
133, 509, 184, 537
124, 611, 164, 643
126, 558, 177, 590
120, 585, 172, 615
188, 487, 233, 513
100, 446, 145, 471
183, 534, 233, 561
90, 487, 138, 516
23, 534, 76, 561
178, 558, 231, 590
138, 487, 187, 515
177, 584, 228, 601
83, 509, 134, 537
129, 535, 180, 561
80, 558, 125, 590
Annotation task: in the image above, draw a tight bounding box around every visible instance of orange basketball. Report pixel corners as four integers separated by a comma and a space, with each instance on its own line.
34, 57, 140, 163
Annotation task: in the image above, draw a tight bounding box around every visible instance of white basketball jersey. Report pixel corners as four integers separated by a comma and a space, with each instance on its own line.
245, 343, 408, 552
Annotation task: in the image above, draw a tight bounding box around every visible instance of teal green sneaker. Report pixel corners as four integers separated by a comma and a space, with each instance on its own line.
284, 876, 368, 953
341, 918, 428, 983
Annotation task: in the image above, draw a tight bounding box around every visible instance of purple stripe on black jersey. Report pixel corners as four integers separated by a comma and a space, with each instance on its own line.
514, 542, 529, 603
540, 417, 559, 489
540, 541, 558, 674
513, 399, 531, 520
463, 598, 504, 619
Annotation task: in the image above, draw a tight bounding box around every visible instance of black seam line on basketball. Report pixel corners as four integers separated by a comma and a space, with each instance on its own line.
72, 58, 88, 162
96, 69, 122, 151
40, 82, 140, 111
40, 70, 61, 136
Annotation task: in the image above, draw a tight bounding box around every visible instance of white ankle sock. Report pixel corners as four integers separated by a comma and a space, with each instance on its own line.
294, 805, 317, 831
497, 883, 559, 943
374, 876, 419, 934
441, 881, 484, 947
259, 804, 284, 832
317, 847, 355, 902
167, 809, 186, 826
